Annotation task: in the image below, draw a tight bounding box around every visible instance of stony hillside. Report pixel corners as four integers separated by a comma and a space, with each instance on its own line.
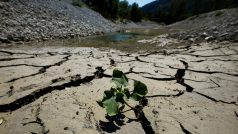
0, 0, 118, 43
168, 8, 238, 42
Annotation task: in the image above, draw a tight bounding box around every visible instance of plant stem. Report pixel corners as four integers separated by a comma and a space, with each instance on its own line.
124, 101, 138, 111
121, 108, 132, 113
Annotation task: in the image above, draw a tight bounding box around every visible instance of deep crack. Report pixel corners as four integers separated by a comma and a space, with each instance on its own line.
133, 105, 155, 134
146, 91, 184, 98
235, 111, 238, 118
0, 56, 35, 61
194, 91, 237, 105
180, 53, 237, 58
118, 56, 150, 64
144, 76, 175, 81
167, 65, 238, 77
0, 64, 45, 68
6, 55, 71, 83
0, 50, 37, 56
0, 67, 105, 112
179, 122, 192, 134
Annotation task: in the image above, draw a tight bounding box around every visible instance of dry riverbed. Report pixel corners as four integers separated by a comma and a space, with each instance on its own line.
0, 38, 238, 134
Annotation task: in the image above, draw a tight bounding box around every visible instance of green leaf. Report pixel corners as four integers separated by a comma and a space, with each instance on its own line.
131, 80, 148, 101
103, 97, 119, 116
110, 87, 117, 93
123, 88, 130, 99
133, 80, 148, 96
131, 93, 143, 101
96, 100, 104, 107
112, 69, 128, 87
116, 92, 125, 103
97, 90, 114, 108
102, 90, 114, 101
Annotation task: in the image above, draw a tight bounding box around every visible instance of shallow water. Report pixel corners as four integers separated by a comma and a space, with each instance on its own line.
95, 33, 136, 42
14, 28, 179, 52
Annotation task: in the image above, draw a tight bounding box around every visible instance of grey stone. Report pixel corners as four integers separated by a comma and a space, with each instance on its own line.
0, 35, 10, 43
205, 36, 215, 41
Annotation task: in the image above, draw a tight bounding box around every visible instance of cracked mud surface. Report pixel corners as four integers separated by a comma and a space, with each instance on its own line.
0, 40, 238, 134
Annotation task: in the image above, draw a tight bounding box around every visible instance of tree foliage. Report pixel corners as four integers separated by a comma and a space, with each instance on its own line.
82, 0, 143, 22
118, 0, 130, 20
142, 0, 238, 24
130, 3, 142, 22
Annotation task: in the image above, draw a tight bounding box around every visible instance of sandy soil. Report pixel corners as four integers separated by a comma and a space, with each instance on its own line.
0, 39, 238, 134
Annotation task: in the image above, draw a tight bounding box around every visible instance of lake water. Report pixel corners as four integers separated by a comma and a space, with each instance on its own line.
20, 28, 177, 52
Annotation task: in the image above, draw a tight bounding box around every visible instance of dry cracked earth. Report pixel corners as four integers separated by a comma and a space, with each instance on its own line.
0, 40, 238, 134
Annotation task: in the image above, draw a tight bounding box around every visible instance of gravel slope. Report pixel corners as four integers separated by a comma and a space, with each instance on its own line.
0, 0, 119, 43
168, 8, 238, 42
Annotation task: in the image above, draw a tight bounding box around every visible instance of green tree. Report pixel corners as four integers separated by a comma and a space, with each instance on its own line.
130, 3, 142, 22
118, 0, 130, 19
108, 0, 119, 19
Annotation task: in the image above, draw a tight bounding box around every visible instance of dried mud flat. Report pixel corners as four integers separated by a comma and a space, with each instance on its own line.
0, 40, 238, 134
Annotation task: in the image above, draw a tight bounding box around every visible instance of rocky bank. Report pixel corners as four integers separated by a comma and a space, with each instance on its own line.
168, 8, 238, 43
0, 0, 118, 43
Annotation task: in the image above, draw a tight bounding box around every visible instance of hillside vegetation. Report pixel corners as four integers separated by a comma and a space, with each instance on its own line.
142, 0, 238, 24
81, 0, 143, 22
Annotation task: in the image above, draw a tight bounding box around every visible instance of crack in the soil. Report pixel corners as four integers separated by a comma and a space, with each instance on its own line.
235, 111, 238, 118
144, 76, 175, 81
179, 60, 188, 69
0, 50, 14, 55
6, 55, 71, 83
194, 91, 237, 105
118, 56, 150, 64
190, 59, 238, 63
185, 78, 211, 83
0, 64, 45, 68
146, 91, 184, 98
124, 67, 155, 76
135, 56, 150, 63
180, 53, 237, 58
0, 67, 105, 112
118, 59, 137, 63
35, 105, 49, 134
209, 78, 221, 87
139, 51, 162, 57
0, 56, 35, 61
167, 65, 238, 77
125, 71, 155, 76
133, 105, 155, 134
118, 53, 133, 57
144, 76, 194, 92
0, 50, 37, 55
188, 45, 230, 53
22, 104, 49, 134
179, 122, 192, 134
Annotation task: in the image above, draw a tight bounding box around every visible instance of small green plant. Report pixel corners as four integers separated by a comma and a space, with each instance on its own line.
97, 69, 148, 116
